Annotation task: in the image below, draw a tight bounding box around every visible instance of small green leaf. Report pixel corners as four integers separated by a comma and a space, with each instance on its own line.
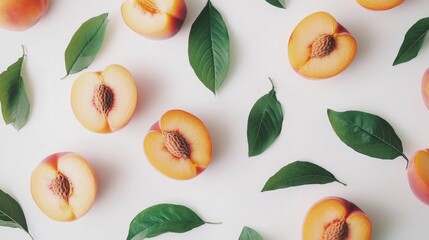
247, 78, 283, 157
262, 161, 345, 192
0, 48, 30, 130
393, 17, 429, 65
265, 0, 286, 8
188, 0, 230, 94
64, 13, 109, 78
239, 226, 264, 240
0, 189, 33, 239
127, 204, 209, 240
327, 109, 408, 161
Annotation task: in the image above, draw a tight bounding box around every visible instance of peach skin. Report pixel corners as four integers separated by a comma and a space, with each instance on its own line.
144, 109, 212, 180
303, 197, 372, 240
71, 64, 138, 133
121, 0, 187, 39
408, 149, 429, 205
421, 68, 429, 110
0, 0, 48, 31
356, 0, 404, 10
30, 152, 97, 222
288, 12, 357, 79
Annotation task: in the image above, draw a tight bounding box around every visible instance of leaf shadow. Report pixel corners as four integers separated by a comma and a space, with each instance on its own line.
21, 53, 34, 124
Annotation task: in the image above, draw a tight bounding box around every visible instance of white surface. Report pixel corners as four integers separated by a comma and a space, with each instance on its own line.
0, 0, 429, 239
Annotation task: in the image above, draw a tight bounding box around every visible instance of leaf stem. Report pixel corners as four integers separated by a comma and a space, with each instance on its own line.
21, 45, 26, 58
27, 232, 35, 240
268, 77, 275, 90
205, 221, 222, 225
337, 180, 347, 186
402, 153, 409, 169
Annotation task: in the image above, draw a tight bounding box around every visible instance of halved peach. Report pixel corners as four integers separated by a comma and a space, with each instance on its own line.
30, 152, 97, 222
288, 12, 357, 79
407, 149, 429, 205
121, 0, 187, 40
71, 64, 137, 133
144, 109, 212, 180
356, 0, 404, 10
421, 68, 429, 110
303, 197, 372, 240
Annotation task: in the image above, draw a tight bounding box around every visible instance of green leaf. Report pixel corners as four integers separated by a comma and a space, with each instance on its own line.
239, 226, 264, 240
0, 48, 30, 130
327, 109, 408, 161
0, 189, 33, 239
247, 79, 283, 157
265, 0, 286, 8
188, 0, 230, 94
127, 204, 207, 240
393, 17, 429, 65
262, 161, 345, 192
64, 13, 109, 78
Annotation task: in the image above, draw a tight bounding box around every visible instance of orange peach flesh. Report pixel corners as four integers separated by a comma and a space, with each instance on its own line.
356, 0, 404, 10
30, 152, 97, 222
303, 197, 371, 240
288, 12, 357, 79
71, 64, 137, 133
408, 150, 429, 204
144, 109, 212, 180
121, 0, 187, 39
0, 0, 49, 31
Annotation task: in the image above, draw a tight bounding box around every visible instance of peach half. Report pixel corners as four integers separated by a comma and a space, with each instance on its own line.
303, 197, 372, 240
121, 0, 187, 40
144, 109, 212, 180
356, 0, 404, 10
71, 64, 137, 133
30, 152, 97, 222
288, 12, 357, 79
421, 67, 429, 110
0, 0, 49, 31
407, 149, 429, 205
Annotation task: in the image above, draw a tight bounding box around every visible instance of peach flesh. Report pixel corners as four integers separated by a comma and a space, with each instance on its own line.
121, 0, 187, 39
144, 109, 212, 179
288, 12, 357, 79
408, 150, 429, 205
0, 0, 49, 31
356, 0, 404, 10
30, 152, 97, 222
303, 197, 372, 240
71, 64, 137, 133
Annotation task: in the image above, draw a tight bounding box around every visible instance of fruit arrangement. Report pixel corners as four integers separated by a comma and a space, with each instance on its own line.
1, 0, 429, 239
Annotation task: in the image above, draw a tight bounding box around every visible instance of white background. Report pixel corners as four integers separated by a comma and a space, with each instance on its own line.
1, 0, 429, 239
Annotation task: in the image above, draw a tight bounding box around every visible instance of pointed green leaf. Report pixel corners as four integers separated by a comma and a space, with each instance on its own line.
0, 48, 30, 130
127, 204, 207, 240
64, 13, 109, 77
247, 79, 283, 157
188, 0, 230, 94
239, 226, 264, 240
0, 189, 33, 239
393, 17, 429, 65
327, 109, 408, 161
265, 0, 286, 8
262, 161, 345, 192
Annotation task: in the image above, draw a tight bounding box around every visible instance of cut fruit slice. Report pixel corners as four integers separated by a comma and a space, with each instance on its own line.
144, 109, 212, 179
71, 64, 137, 133
30, 152, 97, 222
